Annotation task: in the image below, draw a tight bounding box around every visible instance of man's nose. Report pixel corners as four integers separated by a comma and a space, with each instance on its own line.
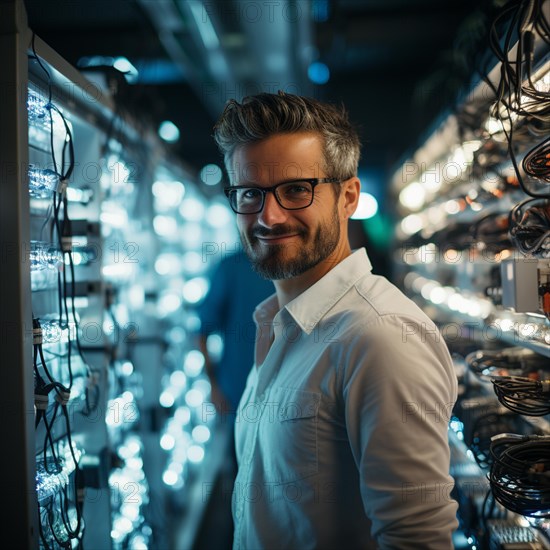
256, 191, 289, 227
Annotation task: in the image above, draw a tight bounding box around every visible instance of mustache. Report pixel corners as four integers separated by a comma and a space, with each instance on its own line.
251, 225, 306, 238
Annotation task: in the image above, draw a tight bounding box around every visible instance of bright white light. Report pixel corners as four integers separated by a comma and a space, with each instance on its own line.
422, 170, 441, 192
120, 503, 140, 522
467, 302, 482, 317
128, 284, 145, 310
401, 214, 423, 235
155, 253, 182, 276
480, 302, 493, 319
100, 202, 128, 228
121, 361, 134, 376
185, 388, 203, 407
113, 57, 139, 83
71, 252, 83, 266
485, 117, 504, 134
183, 277, 208, 304
174, 406, 191, 425
399, 182, 426, 210
126, 456, 143, 470
160, 433, 176, 451
192, 425, 211, 443
162, 470, 179, 486
180, 198, 205, 221
107, 159, 132, 190
463, 140, 482, 155
170, 370, 187, 388
153, 180, 185, 207
159, 390, 175, 408
451, 146, 467, 166
429, 287, 446, 305
153, 215, 178, 237
200, 164, 223, 186
421, 281, 438, 300
113, 516, 133, 536
157, 292, 182, 316
159, 121, 180, 143
187, 445, 205, 463
130, 535, 148, 550
206, 204, 232, 227
184, 350, 205, 377
495, 318, 514, 332
444, 200, 461, 215
448, 293, 464, 311
102, 263, 134, 281
351, 192, 378, 220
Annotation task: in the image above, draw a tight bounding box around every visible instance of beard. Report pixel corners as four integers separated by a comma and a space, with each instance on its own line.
240, 205, 341, 280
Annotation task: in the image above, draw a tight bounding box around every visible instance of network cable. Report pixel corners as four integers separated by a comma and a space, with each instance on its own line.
492, 375, 550, 415
489, 433, 550, 517
508, 196, 550, 256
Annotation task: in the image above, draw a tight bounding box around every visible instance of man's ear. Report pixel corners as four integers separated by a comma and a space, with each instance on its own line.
341, 177, 361, 219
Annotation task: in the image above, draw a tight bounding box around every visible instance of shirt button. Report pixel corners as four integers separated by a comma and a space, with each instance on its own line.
235, 509, 242, 519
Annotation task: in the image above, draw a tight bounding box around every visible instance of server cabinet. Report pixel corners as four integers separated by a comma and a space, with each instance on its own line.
1, 0, 231, 547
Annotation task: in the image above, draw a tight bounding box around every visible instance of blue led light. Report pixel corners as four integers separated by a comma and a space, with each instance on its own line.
28, 166, 59, 197
29, 241, 63, 272
27, 89, 50, 122
308, 61, 330, 85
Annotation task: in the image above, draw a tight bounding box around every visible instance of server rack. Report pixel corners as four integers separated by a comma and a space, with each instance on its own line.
1, 0, 232, 547
391, 2, 550, 547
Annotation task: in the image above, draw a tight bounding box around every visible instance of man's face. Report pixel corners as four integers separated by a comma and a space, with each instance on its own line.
230, 132, 344, 280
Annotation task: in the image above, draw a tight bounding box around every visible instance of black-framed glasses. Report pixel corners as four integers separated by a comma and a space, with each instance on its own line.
223, 178, 341, 214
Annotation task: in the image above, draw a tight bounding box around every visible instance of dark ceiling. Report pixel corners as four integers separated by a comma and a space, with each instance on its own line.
23, 0, 488, 210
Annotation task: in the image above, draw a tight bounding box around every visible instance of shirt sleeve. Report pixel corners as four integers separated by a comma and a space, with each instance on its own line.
341, 313, 459, 550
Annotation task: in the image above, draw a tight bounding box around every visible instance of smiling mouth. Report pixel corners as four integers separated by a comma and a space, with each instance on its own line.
256, 234, 299, 244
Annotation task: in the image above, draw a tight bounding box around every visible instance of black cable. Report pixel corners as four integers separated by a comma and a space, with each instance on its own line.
465, 347, 548, 380
523, 137, 550, 183
470, 408, 519, 469
489, 434, 550, 517
492, 375, 550, 415
482, 0, 550, 198
508, 196, 550, 256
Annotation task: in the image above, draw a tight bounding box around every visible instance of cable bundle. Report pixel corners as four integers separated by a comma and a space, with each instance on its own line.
471, 211, 513, 253
465, 347, 548, 380
509, 196, 550, 256
470, 408, 524, 469
489, 434, 550, 517
482, 0, 550, 204
523, 137, 550, 184
492, 375, 550, 415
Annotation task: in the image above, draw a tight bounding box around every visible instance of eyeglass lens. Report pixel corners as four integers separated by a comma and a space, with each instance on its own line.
231, 180, 314, 213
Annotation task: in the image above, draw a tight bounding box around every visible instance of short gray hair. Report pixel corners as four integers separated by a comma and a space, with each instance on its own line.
213, 91, 361, 182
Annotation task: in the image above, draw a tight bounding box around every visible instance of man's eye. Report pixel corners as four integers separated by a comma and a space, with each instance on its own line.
284, 184, 309, 195
242, 188, 261, 200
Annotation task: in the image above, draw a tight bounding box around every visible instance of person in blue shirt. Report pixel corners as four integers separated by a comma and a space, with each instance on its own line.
197, 247, 274, 419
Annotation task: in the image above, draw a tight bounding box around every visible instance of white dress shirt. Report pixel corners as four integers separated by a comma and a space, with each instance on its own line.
232, 248, 459, 549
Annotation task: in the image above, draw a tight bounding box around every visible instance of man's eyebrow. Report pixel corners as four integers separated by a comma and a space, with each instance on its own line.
234, 178, 311, 187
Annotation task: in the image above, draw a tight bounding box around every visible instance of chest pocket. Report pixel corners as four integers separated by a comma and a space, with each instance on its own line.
259, 387, 321, 484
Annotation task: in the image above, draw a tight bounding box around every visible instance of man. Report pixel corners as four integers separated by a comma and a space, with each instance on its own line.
213, 91, 458, 549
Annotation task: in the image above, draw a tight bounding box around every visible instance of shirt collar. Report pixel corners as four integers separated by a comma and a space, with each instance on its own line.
285, 247, 372, 334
